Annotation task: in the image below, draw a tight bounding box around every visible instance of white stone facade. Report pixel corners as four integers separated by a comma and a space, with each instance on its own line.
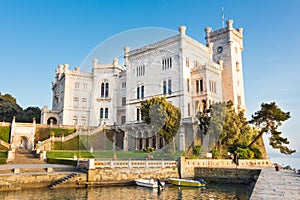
41, 20, 246, 151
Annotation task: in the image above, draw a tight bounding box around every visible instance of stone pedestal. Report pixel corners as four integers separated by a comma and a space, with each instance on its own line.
88, 159, 95, 169
41, 150, 47, 161
7, 149, 15, 162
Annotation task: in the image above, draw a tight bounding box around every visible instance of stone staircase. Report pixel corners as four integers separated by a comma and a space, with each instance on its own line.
49, 172, 78, 189
10, 149, 46, 164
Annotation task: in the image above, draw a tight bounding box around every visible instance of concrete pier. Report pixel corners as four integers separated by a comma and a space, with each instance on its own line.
250, 167, 300, 199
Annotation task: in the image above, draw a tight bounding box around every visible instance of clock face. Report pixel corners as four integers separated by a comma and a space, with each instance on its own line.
217, 46, 223, 54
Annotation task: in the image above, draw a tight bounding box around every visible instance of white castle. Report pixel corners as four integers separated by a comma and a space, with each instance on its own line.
41, 20, 245, 151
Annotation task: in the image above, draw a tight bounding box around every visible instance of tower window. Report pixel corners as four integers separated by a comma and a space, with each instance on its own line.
187, 78, 190, 92
186, 57, 189, 68
101, 83, 105, 97
141, 85, 144, 99
162, 57, 172, 70
163, 81, 167, 95
122, 97, 126, 106
168, 79, 172, 95
100, 108, 104, 119
105, 108, 108, 118
137, 86, 140, 99
137, 108, 140, 121
105, 83, 109, 97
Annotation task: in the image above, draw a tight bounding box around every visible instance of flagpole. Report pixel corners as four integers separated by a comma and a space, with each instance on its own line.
222, 6, 225, 28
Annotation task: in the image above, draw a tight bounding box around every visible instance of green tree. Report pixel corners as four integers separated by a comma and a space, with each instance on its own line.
0, 93, 41, 123
140, 97, 181, 141
197, 101, 264, 159
248, 102, 295, 155
0, 94, 23, 122
21, 107, 41, 123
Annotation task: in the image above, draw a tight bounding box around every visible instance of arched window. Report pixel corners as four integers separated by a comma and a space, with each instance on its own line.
137, 86, 140, 99
105, 108, 108, 118
163, 81, 167, 95
101, 83, 105, 97
105, 83, 109, 97
168, 79, 172, 95
141, 85, 144, 99
187, 78, 190, 92
100, 108, 104, 119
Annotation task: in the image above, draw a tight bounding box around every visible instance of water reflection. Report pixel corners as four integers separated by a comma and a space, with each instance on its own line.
0, 183, 251, 200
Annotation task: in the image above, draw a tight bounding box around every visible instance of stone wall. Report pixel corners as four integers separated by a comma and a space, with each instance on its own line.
194, 167, 261, 184
179, 157, 271, 178
0, 173, 87, 191
88, 167, 179, 184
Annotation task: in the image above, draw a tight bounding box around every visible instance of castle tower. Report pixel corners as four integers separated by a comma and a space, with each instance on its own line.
205, 19, 246, 111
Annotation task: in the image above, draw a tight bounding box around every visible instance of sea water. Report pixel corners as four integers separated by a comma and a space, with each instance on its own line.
0, 183, 252, 200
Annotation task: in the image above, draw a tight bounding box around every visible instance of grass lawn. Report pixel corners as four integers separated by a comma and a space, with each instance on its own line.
47, 151, 183, 160
0, 151, 7, 158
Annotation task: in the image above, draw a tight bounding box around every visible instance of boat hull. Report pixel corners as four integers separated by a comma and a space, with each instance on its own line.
135, 179, 165, 188
169, 178, 205, 188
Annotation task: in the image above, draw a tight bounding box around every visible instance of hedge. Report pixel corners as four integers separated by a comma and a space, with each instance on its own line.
0, 158, 6, 164
0, 126, 10, 142
47, 158, 77, 166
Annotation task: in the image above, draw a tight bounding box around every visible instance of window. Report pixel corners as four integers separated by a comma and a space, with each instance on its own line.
200, 80, 203, 91
136, 65, 145, 77
73, 116, 78, 125
162, 57, 172, 70
75, 82, 79, 89
209, 80, 217, 93
105, 83, 109, 97
121, 116, 126, 124
163, 79, 172, 95
82, 98, 87, 108
137, 108, 140, 121
100, 108, 104, 119
163, 81, 167, 95
81, 116, 86, 126
236, 62, 240, 71
105, 108, 108, 118
188, 103, 190, 117
196, 79, 204, 93
186, 57, 189, 68
101, 82, 109, 98
187, 78, 190, 92
137, 86, 140, 99
122, 82, 126, 88
122, 97, 126, 106
141, 85, 144, 99
237, 95, 242, 107
101, 83, 105, 97
73, 97, 79, 108
168, 79, 172, 95
83, 83, 88, 90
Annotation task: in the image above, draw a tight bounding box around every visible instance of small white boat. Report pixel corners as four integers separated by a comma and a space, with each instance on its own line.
135, 179, 165, 188
169, 178, 206, 188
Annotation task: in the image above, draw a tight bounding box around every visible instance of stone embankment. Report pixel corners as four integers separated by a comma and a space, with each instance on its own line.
250, 167, 300, 199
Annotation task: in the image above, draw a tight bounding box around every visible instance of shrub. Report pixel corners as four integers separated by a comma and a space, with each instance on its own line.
192, 145, 202, 156
0, 126, 10, 142
250, 146, 263, 159
235, 147, 254, 159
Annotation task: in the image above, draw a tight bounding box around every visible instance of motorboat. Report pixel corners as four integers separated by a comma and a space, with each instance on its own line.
169, 178, 206, 188
135, 179, 165, 188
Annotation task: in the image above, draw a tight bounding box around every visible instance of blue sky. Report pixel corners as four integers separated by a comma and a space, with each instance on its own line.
1, 0, 299, 154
